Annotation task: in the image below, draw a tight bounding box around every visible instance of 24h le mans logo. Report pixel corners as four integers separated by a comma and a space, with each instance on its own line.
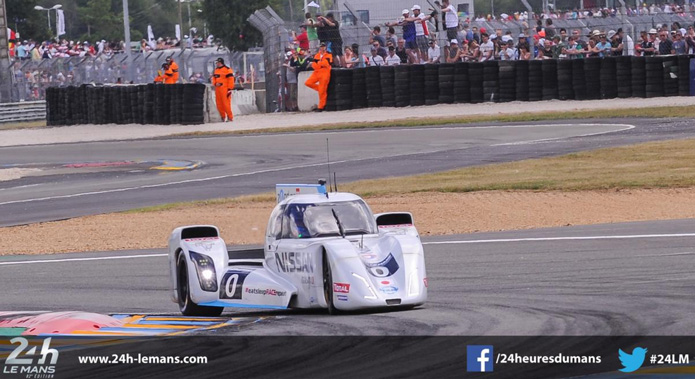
3, 337, 59, 378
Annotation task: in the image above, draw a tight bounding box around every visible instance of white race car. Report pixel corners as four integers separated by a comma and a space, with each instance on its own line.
168, 183, 427, 316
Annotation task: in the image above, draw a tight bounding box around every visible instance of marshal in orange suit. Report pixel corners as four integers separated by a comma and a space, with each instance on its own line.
211, 57, 235, 122
164, 57, 179, 84
304, 42, 333, 111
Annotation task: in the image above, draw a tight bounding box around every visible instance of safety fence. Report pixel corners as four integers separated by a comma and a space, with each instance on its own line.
7, 49, 264, 103
324, 55, 693, 111
45, 84, 206, 126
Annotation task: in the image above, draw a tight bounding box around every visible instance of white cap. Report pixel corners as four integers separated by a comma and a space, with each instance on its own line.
501, 35, 512, 42
490, 34, 497, 39
649, 28, 657, 34
412, 4, 421, 10
606, 30, 616, 39
518, 33, 525, 38
402, 9, 410, 14
680, 28, 687, 35
450, 39, 458, 44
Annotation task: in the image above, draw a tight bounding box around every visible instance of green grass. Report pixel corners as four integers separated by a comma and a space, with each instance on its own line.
172, 105, 695, 137
124, 137, 695, 213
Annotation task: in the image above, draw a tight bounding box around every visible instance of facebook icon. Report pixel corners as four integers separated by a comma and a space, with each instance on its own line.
467, 345, 494, 372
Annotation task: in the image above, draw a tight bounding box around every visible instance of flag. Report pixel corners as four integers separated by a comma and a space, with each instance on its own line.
175, 24, 181, 41
56, 9, 66, 36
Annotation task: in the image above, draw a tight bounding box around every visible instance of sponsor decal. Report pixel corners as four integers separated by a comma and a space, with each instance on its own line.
4, 337, 58, 377
337, 295, 348, 301
301, 276, 315, 285
245, 288, 287, 297
364, 253, 400, 277
219, 270, 251, 300
423, 278, 428, 288
275, 252, 314, 273
333, 283, 350, 293
381, 280, 390, 285
379, 286, 398, 295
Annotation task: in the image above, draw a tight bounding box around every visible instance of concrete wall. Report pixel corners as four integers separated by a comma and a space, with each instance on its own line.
298, 71, 320, 112
205, 85, 261, 122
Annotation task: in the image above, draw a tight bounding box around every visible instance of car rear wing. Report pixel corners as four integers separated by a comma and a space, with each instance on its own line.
375, 212, 418, 237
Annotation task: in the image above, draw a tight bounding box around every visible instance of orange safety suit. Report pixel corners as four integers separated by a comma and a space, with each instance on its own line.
212, 65, 235, 121
154, 69, 166, 83
304, 52, 333, 110
164, 60, 179, 84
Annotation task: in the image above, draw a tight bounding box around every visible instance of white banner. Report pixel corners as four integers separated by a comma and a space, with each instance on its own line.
56, 9, 66, 37
147, 25, 156, 49
175, 24, 181, 41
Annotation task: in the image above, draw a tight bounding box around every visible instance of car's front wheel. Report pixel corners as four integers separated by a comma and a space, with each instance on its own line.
177, 253, 223, 317
322, 251, 339, 315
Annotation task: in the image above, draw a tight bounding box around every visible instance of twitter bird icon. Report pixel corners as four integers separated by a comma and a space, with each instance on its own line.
618, 347, 648, 373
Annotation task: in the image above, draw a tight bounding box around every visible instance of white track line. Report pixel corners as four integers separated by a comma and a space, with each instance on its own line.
0, 123, 633, 207
2, 232, 695, 266
0, 254, 167, 266
422, 233, 695, 245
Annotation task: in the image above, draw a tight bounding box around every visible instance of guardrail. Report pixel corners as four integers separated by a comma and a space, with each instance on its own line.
0, 101, 46, 124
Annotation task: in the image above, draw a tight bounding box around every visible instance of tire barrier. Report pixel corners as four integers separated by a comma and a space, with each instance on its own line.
320, 56, 694, 112
380, 66, 396, 108
46, 84, 206, 126
438, 63, 455, 104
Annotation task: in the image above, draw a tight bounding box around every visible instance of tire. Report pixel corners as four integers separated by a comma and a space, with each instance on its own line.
323, 251, 339, 315
176, 253, 223, 317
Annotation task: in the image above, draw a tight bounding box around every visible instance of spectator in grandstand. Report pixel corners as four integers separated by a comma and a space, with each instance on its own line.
617, 28, 634, 56
673, 30, 686, 54
395, 39, 409, 64
304, 12, 319, 51
369, 47, 385, 66
446, 39, 462, 63
544, 19, 556, 38
501, 39, 516, 60
387, 9, 417, 64
371, 40, 387, 60
478, 33, 494, 61
566, 36, 585, 59
686, 26, 695, 54
344, 46, 358, 68
658, 30, 674, 55
551, 35, 566, 59
606, 30, 622, 56
438, 0, 460, 45
386, 27, 398, 47
295, 25, 310, 51
317, 13, 344, 67
518, 43, 532, 60
370, 26, 387, 48
385, 46, 401, 66
407, 5, 432, 64
427, 40, 441, 63
595, 33, 611, 57
465, 40, 479, 61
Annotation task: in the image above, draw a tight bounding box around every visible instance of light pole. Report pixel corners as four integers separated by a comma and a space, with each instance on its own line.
33, 4, 62, 35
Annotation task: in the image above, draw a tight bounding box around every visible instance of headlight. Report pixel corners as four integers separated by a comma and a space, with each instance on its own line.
351, 273, 378, 300
189, 251, 218, 292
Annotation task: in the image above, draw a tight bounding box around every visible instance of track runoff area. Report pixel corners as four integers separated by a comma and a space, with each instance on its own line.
3, 119, 695, 377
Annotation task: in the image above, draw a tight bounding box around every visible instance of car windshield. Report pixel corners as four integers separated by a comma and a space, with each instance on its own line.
284, 200, 377, 238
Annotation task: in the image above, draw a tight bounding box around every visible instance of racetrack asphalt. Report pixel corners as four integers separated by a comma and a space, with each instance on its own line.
1, 218, 693, 336
1, 118, 695, 226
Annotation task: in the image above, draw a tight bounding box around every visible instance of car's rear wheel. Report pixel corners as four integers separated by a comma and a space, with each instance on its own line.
322, 251, 339, 315
177, 253, 223, 317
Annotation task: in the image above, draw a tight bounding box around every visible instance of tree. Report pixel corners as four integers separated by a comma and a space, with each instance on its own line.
203, 0, 306, 50
6, 0, 51, 41
78, 0, 122, 41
